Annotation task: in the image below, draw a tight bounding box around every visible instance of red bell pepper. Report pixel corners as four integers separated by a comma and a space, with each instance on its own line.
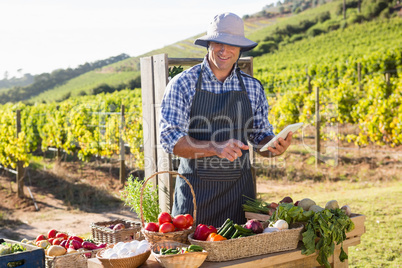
194, 224, 217, 241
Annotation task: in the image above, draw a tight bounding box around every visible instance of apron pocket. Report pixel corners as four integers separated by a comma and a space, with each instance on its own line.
196, 157, 242, 182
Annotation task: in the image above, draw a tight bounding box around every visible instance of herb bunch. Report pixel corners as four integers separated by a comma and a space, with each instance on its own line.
120, 175, 160, 223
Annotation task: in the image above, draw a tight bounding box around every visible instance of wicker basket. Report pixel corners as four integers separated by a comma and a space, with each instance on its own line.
188, 222, 304, 262
96, 245, 151, 268
91, 219, 144, 244
152, 241, 208, 268
140, 171, 197, 245
45, 248, 100, 268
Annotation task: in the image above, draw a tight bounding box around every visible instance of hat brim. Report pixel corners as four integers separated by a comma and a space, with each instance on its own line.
195, 33, 257, 52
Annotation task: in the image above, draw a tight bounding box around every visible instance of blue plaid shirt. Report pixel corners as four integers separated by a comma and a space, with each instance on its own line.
159, 56, 275, 154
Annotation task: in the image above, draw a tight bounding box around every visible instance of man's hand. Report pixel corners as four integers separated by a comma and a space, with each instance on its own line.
214, 139, 249, 162
258, 132, 293, 157
173, 136, 248, 160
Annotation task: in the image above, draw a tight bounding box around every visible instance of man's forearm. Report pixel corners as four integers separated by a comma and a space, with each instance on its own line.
173, 136, 217, 159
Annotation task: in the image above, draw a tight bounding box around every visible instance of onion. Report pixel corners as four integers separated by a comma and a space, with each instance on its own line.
245, 219, 263, 234
273, 219, 289, 230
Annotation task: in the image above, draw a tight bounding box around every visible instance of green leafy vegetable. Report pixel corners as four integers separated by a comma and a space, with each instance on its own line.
270, 202, 313, 224
268, 203, 355, 267
301, 208, 355, 268
0, 242, 26, 255
120, 175, 160, 223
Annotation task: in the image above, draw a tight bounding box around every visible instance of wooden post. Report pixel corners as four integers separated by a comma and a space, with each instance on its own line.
315, 87, 320, 169
357, 62, 362, 90
358, 0, 361, 13
153, 54, 173, 213
140, 56, 158, 188
343, 0, 346, 20
16, 110, 25, 198
385, 72, 390, 85
119, 105, 126, 185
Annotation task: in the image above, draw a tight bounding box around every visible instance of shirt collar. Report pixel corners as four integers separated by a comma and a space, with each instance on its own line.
202, 55, 238, 82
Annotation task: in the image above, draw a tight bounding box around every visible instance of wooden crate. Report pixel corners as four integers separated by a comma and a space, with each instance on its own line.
245, 212, 366, 238
0, 238, 45, 268
347, 213, 366, 238
245, 212, 271, 222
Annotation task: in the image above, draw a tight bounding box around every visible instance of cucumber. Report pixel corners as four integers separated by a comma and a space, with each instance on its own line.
218, 220, 233, 236
222, 225, 235, 239
218, 218, 231, 234
188, 245, 203, 252
231, 230, 240, 239
234, 224, 253, 234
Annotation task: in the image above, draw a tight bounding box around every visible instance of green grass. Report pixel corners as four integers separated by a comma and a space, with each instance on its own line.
29, 71, 139, 102
247, 0, 342, 43
257, 179, 402, 267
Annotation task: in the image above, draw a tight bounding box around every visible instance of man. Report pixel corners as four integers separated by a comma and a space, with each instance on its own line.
159, 12, 293, 226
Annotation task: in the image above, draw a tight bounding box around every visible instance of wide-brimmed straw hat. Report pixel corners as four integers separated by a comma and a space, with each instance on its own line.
195, 12, 257, 52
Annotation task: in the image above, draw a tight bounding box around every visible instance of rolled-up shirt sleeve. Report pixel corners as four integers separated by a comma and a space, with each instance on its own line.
159, 75, 192, 154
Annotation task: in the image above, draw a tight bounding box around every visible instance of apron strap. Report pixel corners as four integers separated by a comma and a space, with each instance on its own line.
196, 63, 205, 91
235, 66, 247, 92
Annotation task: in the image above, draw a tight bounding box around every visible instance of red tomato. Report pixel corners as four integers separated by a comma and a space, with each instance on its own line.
48, 238, 55, 244
47, 229, 57, 239
184, 214, 194, 228
35, 234, 46, 242
55, 233, 68, 240
158, 212, 172, 225
52, 238, 62, 245
159, 222, 175, 233
144, 222, 159, 232
172, 215, 188, 229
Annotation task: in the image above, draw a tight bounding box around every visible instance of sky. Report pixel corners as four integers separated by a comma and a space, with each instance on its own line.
0, 0, 274, 79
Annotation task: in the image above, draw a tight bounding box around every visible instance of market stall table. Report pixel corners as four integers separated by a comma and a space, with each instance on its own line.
87, 237, 361, 268
87, 214, 365, 268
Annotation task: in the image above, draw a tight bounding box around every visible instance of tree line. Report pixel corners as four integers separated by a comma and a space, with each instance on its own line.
0, 53, 130, 104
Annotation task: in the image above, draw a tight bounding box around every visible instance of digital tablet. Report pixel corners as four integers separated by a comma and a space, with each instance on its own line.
260, 122, 303, 152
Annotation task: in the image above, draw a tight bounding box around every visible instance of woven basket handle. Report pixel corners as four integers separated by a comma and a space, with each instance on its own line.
140, 171, 197, 229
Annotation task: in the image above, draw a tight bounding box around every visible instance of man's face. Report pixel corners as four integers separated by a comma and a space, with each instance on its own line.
208, 42, 241, 80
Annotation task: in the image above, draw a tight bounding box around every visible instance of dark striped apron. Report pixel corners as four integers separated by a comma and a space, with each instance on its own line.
172, 64, 255, 227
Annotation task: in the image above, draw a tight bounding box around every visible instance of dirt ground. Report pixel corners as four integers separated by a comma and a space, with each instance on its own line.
0, 159, 141, 241
0, 143, 400, 242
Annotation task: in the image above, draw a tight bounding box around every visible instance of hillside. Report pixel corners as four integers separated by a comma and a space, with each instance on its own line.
0, 0, 400, 104
25, 16, 278, 103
